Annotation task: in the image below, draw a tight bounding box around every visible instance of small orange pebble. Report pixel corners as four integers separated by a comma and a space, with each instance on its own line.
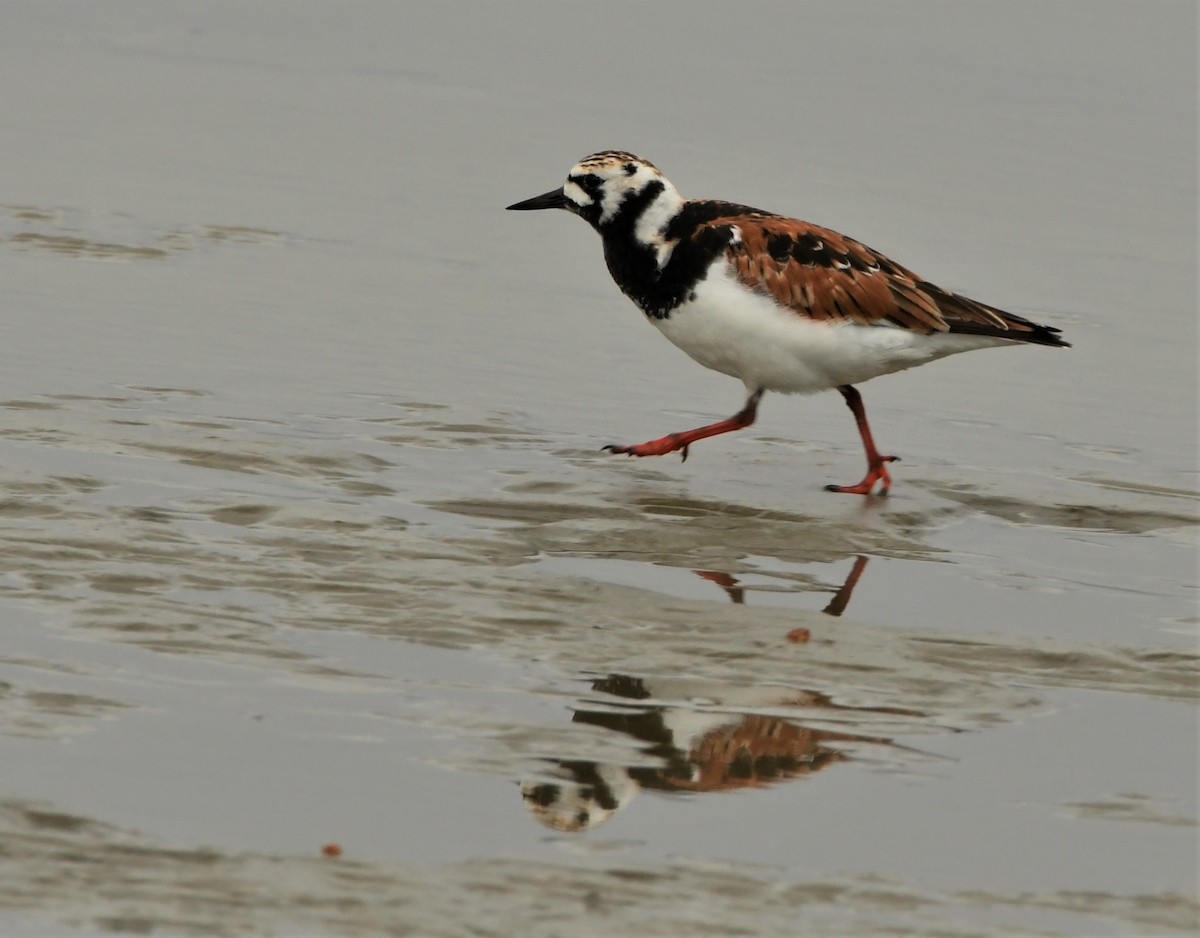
786, 627, 810, 644
321, 843, 342, 858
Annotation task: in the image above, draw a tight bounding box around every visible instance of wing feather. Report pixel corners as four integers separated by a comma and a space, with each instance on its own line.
710, 213, 1067, 346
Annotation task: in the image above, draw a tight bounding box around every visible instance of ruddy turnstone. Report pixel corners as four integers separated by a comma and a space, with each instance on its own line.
507, 151, 1068, 494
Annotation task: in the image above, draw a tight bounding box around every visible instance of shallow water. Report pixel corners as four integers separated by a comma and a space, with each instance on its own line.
1, 3, 1197, 937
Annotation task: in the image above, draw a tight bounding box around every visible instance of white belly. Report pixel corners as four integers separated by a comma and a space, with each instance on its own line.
652, 265, 1011, 394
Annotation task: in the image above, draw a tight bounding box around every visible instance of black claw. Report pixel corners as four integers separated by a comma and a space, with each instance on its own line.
680, 445, 689, 463
823, 484, 842, 492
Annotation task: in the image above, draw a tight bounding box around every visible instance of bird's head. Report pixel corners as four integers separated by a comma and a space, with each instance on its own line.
507, 150, 680, 233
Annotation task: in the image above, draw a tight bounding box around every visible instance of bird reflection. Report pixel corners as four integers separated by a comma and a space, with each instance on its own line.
820, 554, 868, 616
695, 554, 870, 616
521, 672, 919, 832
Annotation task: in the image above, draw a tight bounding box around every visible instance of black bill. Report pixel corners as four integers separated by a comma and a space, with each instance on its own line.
506, 188, 569, 211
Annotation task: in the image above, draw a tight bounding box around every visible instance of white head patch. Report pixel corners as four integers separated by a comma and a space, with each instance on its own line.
564, 151, 684, 265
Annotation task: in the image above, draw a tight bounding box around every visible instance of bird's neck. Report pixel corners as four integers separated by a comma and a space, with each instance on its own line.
599, 189, 736, 320
597, 179, 682, 259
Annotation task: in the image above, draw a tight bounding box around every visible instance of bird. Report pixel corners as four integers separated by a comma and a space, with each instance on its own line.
506, 151, 1069, 495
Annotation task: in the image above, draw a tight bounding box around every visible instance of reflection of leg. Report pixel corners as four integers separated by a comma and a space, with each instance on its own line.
821, 555, 869, 617
698, 554, 868, 615
604, 390, 764, 463
825, 385, 899, 495
694, 569, 745, 604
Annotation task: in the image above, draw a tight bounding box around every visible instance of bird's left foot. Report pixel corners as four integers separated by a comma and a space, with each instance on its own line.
602, 435, 691, 462
825, 455, 899, 496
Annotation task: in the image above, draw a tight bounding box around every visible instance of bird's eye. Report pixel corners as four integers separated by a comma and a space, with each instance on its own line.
567, 174, 602, 202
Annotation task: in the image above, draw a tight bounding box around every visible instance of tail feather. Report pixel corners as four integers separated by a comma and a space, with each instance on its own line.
927, 283, 1071, 348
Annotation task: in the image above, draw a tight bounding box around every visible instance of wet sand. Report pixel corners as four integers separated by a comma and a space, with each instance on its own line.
0, 3, 1196, 936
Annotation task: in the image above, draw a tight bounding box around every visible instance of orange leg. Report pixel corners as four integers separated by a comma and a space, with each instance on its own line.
825, 385, 899, 495
603, 390, 763, 463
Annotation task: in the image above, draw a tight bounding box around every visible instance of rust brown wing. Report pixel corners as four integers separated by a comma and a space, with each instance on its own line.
714, 214, 1067, 346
